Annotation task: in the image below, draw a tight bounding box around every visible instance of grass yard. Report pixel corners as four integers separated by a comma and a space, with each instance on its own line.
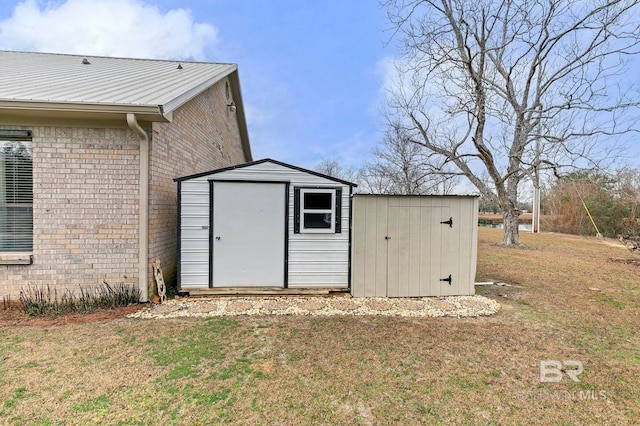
0, 228, 638, 425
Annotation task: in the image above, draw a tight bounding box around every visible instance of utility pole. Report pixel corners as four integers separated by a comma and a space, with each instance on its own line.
532, 107, 542, 233
532, 178, 540, 233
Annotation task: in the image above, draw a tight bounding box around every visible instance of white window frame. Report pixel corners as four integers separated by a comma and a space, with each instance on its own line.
299, 188, 336, 233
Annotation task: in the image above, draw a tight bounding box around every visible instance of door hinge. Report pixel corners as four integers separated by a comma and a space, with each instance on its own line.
440, 274, 452, 285
440, 217, 453, 227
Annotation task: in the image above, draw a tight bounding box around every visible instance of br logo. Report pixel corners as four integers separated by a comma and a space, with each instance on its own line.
540, 360, 584, 383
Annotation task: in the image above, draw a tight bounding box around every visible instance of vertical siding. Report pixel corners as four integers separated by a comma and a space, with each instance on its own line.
351, 195, 478, 298
351, 196, 388, 297
178, 179, 210, 288
438, 200, 457, 296
178, 161, 351, 289
419, 201, 437, 296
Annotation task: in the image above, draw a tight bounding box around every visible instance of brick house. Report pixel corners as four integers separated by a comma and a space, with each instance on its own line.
0, 51, 252, 301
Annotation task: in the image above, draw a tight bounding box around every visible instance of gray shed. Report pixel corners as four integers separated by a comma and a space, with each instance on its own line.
174, 159, 356, 293
351, 194, 479, 297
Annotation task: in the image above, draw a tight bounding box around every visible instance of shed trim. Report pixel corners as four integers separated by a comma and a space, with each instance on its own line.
208, 180, 214, 288
293, 186, 344, 234
209, 180, 289, 288
348, 185, 353, 291
283, 182, 290, 288
174, 158, 357, 187
176, 180, 183, 291
355, 193, 479, 198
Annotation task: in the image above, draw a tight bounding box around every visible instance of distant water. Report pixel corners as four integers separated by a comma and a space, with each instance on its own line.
479, 222, 533, 231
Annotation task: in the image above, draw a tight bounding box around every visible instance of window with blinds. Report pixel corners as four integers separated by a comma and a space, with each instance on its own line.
0, 130, 33, 252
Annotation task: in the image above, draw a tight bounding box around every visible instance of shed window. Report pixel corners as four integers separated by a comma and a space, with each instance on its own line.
0, 131, 33, 252
294, 187, 342, 234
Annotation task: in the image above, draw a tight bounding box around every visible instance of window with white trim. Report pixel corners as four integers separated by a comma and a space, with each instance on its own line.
0, 131, 33, 252
294, 187, 342, 234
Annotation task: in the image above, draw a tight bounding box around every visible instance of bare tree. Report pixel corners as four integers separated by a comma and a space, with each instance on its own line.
359, 125, 459, 194
313, 158, 360, 183
383, 0, 640, 245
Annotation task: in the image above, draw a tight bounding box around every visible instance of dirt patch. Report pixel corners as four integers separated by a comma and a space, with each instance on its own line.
608, 257, 640, 266
0, 303, 145, 327
477, 286, 528, 303
255, 361, 275, 375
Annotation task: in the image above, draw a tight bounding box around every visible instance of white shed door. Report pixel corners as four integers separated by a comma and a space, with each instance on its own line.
212, 181, 286, 287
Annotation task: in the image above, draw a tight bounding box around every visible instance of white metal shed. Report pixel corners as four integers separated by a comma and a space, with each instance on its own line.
174, 159, 356, 292
351, 194, 479, 297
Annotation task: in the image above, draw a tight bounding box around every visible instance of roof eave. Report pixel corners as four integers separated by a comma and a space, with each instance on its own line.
161, 66, 251, 162
0, 100, 168, 122
161, 65, 238, 114
226, 70, 252, 162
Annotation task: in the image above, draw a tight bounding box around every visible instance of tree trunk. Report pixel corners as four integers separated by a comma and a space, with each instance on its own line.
502, 208, 521, 246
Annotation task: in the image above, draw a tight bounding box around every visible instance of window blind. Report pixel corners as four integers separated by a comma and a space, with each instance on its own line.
0, 136, 33, 252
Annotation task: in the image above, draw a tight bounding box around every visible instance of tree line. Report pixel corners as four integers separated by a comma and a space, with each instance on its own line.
543, 168, 640, 240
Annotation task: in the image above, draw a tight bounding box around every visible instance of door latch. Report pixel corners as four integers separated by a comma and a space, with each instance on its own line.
215, 236, 221, 240
385, 236, 391, 240
440, 217, 453, 227
440, 274, 452, 285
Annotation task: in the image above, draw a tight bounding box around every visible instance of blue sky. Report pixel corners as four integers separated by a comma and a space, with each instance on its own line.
0, 0, 636, 178
0, 0, 392, 170
203, 1, 390, 168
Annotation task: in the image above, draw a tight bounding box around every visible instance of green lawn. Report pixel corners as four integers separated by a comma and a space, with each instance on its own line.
0, 228, 638, 425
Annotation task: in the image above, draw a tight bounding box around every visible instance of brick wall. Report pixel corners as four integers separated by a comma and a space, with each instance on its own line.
0, 77, 247, 299
149, 78, 247, 290
0, 125, 140, 298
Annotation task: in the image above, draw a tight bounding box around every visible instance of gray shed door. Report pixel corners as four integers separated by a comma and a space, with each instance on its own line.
212, 181, 286, 287
351, 195, 477, 297
386, 205, 453, 297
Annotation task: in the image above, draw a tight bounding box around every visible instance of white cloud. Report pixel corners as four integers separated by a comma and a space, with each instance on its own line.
374, 55, 398, 94
0, 0, 218, 60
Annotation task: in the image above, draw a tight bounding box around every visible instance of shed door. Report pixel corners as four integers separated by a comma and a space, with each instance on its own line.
387, 206, 453, 297
212, 181, 286, 287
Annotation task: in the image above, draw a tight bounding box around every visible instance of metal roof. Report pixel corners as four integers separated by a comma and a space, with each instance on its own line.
0, 50, 237, 118
174, 158, 358, 187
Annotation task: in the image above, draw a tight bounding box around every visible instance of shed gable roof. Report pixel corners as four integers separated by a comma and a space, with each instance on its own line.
174, 158, 358, 187
0, 50, 239, 121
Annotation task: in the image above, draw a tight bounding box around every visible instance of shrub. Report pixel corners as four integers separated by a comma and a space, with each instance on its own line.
18, 281, 140, 317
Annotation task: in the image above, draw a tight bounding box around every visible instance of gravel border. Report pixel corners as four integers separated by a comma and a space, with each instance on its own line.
128, 295, 501, 319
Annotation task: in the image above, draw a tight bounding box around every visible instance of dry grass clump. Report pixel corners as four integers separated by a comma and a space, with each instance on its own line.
16, 281, 139, 317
